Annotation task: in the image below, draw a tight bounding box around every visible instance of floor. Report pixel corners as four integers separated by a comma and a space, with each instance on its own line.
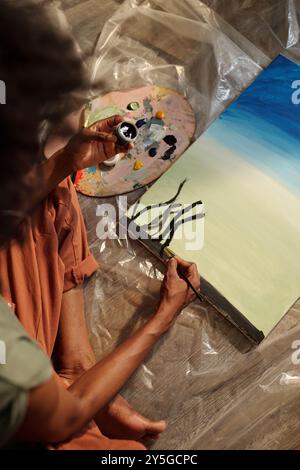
53, 0, 300, 449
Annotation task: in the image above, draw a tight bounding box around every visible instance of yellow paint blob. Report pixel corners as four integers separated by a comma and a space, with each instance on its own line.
155, 111, 165, 120
133, 161, 144, 171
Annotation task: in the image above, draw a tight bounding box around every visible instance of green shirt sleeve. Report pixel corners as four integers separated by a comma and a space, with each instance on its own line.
0, 297, 52, 447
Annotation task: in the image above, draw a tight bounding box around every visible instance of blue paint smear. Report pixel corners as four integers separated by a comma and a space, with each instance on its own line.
87, 166, 97, 174
149, 147, 157, 157
136, 119, 147, 128
206, 55, 300, 197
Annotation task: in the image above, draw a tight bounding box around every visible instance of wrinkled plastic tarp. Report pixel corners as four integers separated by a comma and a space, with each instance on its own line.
65, 0, 300, 449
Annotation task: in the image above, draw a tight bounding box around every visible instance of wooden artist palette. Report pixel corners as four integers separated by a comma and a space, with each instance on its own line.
74, 86, 196, 197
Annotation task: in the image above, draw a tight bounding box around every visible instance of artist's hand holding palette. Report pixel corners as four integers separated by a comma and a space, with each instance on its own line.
74, 85, 196, 197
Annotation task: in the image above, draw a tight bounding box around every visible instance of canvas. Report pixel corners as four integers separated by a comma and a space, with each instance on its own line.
127, 55, 300, 343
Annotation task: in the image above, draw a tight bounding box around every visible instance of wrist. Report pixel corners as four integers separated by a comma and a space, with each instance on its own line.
49, 147, 74, 178
147, 303, 179, 336
57, 147, 77, 174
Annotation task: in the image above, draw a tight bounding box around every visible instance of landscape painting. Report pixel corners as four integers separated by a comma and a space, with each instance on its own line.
128, 55, 300, 342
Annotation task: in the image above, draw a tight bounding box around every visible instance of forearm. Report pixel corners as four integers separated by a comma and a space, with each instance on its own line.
17, 258, 198, 445
16, 307, 173, 445
68, 308, 170, 419
28, 149, 72, 210
28, 107, 86, 210
38, 310, 170, 444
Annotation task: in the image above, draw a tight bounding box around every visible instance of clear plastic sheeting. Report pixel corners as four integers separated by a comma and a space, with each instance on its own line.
84, 235, 300, 450
89, 0, 300, 136
62, 0, 300, 449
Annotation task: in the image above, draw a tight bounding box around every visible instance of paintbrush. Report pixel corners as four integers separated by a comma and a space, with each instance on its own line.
163, 247, 205, 303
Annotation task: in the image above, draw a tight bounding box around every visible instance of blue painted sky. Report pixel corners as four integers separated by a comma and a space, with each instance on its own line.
206, 55, 300, 197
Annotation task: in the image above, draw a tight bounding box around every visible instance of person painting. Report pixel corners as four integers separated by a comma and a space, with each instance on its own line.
0, 0, 200, 450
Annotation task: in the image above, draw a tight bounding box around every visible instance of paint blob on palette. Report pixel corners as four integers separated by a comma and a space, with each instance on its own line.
74, 86, 196, 197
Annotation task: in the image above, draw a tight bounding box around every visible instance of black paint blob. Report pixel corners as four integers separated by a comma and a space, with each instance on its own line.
162, 145, 176, 160
163, 135, 177, 146
149, 148, 157, 158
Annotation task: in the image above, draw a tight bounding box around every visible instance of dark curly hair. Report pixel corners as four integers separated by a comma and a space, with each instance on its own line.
0, 0, 90, 243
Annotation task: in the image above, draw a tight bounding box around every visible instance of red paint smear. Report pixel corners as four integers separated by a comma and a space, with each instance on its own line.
74, 170, 83, 185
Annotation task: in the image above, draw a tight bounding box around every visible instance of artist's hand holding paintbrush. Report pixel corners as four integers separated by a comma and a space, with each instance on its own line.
157, 257, 200, 332
18, 257, 200, 445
